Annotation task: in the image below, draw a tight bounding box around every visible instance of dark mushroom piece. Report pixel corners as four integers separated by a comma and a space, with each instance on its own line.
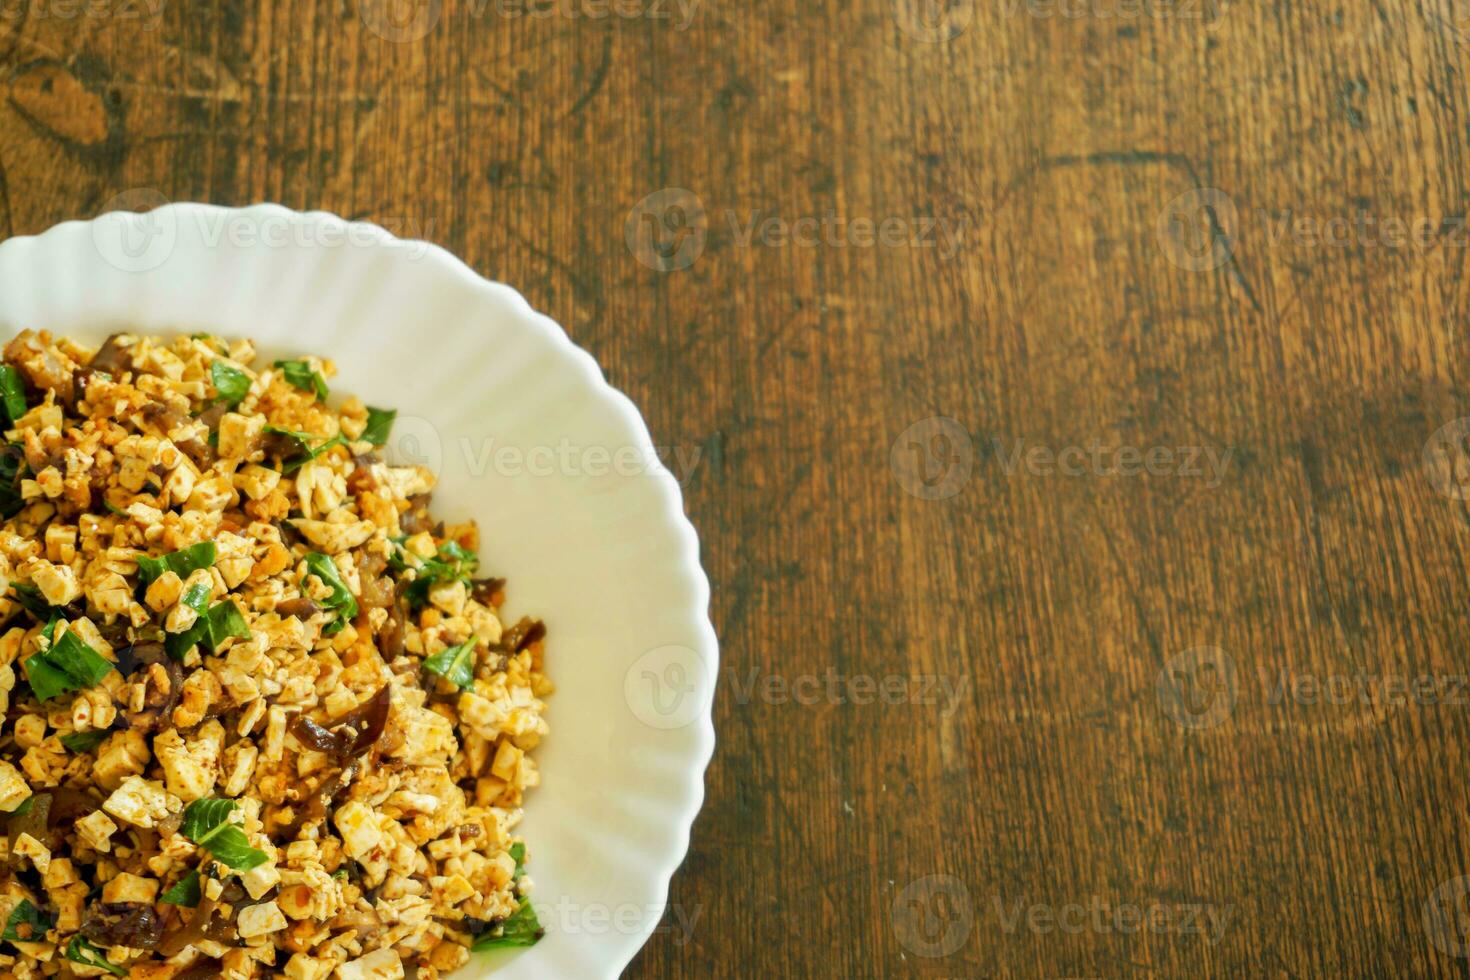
81, 902, 165, 950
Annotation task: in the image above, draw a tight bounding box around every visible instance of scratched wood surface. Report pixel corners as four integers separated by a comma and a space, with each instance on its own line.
4, 0, 1470, 976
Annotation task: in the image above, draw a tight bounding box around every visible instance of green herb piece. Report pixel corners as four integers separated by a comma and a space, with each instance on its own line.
181, 581, 211, 615
8, 584, 51, 621
0, 365, 27, 424
65, 936, 125, 975
180, 798, 268, 871
210, 360, 252, 406
273, 359, 329, 401
9, 796, 33, 818
166, 599, 251, 661
0, 445, 24, 520
422, 640, 478, 689
472, 897, 543, 950
302, 553, 357, 636
361, 407, 396, 446
262, 425, 346, 474
136, 542, 216, 587
59, 730, 108, 752
2, 898, 51, 943
391, 539, 480, 609
160, 870, 202, 907
472, 842, 541, 950
24, 629, 115, 701
208, 600, 250, 644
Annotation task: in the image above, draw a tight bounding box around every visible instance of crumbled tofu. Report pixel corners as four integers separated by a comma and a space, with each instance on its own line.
102, 775, 180, 829
0, 331, 551, 977
336, 947, 404, 980
13, 833, 49, 873
154, 726, 221, 802
0, 760, 30, 811
333, 801, 382, 859
236, 900, 288, 939
74, 810, 118, 853
26, 560, 81, 606
218, 412, 265, 460
102, 872, 159, 904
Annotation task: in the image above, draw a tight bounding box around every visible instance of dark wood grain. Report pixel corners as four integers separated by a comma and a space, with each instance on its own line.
4, 0, 1470, 976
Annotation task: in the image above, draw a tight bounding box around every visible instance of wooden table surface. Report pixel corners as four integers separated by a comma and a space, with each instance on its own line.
4, 1, 1470, 976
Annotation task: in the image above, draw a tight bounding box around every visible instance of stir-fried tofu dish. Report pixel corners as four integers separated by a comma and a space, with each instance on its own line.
0, 331, 551, 978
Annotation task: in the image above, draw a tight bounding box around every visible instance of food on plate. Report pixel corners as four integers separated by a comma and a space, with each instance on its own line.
0, 331, 551, 978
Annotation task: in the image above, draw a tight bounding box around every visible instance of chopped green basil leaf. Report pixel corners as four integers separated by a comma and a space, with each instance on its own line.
59, 730, 108, 752
8, 584, 51, 621
208, 600, 250, 644
395, 541, 479, 609
302, 553, 357, 636
263, 425, 345, 474
422, 640, 477, 689
180, 798, 268, 871
160, 870, 202, 907
362, 407, 396, 446
273, 359, 329, 401
136, 542, 216, 587
2, 898, 51, 943
9, 796, 33, 818
210, 360, 252, 406
0, 365, 26, 424
166, 599, 251, 660
509, 842, 526, 873
471, 897, 543, 950
24, 628, 115, 701
65, 936, 126, 975
180, 582, 211, 615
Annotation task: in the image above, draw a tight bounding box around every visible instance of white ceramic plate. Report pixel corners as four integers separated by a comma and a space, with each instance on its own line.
0, 203, 718, 979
